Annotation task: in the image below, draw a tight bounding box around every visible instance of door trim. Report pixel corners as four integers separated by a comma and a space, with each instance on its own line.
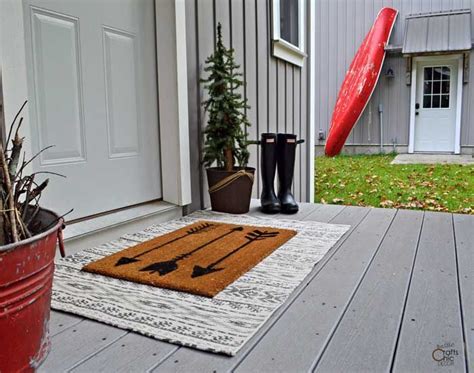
154, 0, 191, 206
408, 54, 463, 154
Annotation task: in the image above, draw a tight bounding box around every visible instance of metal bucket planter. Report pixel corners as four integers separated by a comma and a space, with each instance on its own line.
0, 208, 64, 372
206, 167, 255, 214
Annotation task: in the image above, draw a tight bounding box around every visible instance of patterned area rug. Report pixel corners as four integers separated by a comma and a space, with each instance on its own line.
82, 221, 297, 297
51, 211, 350, 356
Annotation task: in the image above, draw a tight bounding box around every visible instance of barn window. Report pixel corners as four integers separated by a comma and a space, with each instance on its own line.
272, 0, 306, 67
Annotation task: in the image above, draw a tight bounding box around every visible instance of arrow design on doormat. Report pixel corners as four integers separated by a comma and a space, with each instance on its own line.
115, 222, 215, 267
140, 226, 244, 276
191, 229, 280, 278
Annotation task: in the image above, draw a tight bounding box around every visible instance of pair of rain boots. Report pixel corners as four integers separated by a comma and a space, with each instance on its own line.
259, 133, 304, 214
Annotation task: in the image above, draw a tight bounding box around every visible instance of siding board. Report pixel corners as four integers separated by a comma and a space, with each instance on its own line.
277, 60, 285, 134
244, 0, 258, 197
286, 64, 293, 136
195, 0, 215, 209
256, 0, 268, 196
302, 0, 310, 201
294, 67, 301, 201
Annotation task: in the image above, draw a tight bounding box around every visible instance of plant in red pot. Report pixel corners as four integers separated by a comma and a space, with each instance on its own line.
0, 102, 66, 372
201, 23, 254, 214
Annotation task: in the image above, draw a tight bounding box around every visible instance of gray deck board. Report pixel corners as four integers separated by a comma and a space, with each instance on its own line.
314, 209, 424, 372
39, 320, 128, 372
39, 205, 470, 372
70, 332, 178, 373
49, 311, 83, 337
392, 212, 467, 373
234, 208, 395, 373
453, 213, 473, 370
305, 203, 345, 222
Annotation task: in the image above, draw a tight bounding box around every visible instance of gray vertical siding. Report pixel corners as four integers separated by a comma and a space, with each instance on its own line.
314, 0, 474, 149
186, 0, 310, 211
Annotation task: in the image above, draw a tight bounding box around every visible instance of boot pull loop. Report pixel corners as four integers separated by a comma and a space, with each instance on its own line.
285, 138, 304, 144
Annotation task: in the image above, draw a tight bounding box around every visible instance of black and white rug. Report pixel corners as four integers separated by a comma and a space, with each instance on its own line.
51, 211, 350, 356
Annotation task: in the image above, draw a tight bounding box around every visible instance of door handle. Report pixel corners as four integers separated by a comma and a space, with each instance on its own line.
415, 112, 419, 116
415, 103, 420, 110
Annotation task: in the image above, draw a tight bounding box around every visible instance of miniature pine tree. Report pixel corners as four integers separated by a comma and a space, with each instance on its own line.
201, 23, 250, 172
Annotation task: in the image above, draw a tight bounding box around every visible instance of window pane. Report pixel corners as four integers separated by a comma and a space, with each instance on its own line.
423, 95, 431, 108
424, 67, 433, 80
433, 81, 441, 94
423, 81, 432, 95
441, 66, 450, 80
433, 67, 442, 80
280, 0, 299, 46
442, 81, 450, 94
441, 94, 450, 108
432, 95, 440, 108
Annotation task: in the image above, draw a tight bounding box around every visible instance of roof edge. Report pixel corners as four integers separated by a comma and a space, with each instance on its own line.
406, 9, 471, 20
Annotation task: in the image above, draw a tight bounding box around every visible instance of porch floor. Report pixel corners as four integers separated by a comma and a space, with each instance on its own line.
41, 202, 473, 372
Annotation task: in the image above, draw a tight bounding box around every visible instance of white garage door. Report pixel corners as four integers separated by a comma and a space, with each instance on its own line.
23, 0, 161, 219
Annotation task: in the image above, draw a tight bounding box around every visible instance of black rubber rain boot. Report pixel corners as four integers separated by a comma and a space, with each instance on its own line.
260, 133, 281, 214
277, 134, 304, 214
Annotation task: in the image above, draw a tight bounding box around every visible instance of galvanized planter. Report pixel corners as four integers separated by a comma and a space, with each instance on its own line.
0, 208, 64, 372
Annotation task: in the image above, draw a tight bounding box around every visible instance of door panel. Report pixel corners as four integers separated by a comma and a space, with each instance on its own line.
414, 59, 457, 153
103, 27, 140, 158
31, 9, 86, 164
23, 0, 161, 219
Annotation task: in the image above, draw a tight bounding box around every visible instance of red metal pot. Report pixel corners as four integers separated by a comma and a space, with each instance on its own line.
0, 208, 64, 372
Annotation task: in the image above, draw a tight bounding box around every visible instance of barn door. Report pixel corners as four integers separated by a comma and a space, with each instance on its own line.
23, 0, 161, 219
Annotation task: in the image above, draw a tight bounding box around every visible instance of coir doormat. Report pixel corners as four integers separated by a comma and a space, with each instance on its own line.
51, 211, 350, 355
82, 221, 296, 297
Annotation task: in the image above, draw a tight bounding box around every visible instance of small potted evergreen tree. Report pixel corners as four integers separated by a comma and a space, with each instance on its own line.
201, 23, 254, 214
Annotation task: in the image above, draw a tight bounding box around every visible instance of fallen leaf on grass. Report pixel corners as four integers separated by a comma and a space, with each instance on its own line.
380, 200, 394, 208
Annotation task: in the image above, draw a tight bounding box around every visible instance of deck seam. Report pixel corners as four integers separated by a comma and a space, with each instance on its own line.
310, 208, 399, 372
64, 330, 129, 372
227, 207, 371, 372
50, 319, 86, 338
388, 211, 425, 372
452, 214, 470, 373
146, 346, 180, 373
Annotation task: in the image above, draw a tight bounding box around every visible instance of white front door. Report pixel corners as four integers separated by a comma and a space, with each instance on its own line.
414, 58, 459, 152
23, 0, 161, 219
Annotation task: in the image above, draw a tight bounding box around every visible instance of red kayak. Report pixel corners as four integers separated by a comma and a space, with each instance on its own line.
325, 7, 398, 157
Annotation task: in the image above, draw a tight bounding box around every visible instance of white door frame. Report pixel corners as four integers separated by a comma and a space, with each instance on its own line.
0, 0, 191, 207
408, 54, 463, 154
307, 0, 316, 203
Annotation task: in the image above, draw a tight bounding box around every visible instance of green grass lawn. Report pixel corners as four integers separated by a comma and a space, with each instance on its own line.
315, 154, 474, 214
